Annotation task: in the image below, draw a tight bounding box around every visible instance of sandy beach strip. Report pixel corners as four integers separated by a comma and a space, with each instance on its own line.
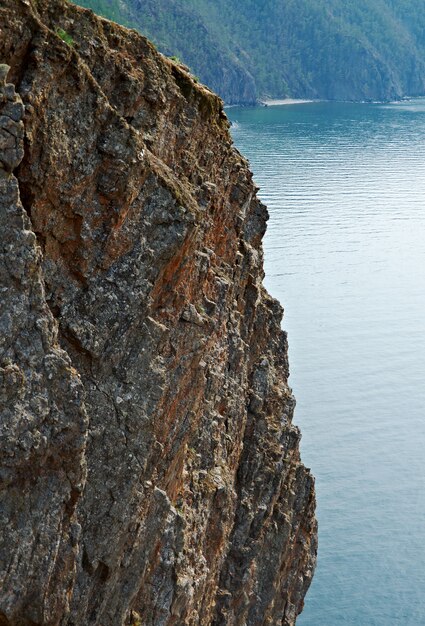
261, 98, 315, 106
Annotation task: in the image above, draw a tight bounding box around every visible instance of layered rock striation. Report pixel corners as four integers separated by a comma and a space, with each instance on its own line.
0, 1, 317, 624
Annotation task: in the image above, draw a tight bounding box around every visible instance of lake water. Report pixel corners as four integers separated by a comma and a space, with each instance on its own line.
227, 100, 425, 625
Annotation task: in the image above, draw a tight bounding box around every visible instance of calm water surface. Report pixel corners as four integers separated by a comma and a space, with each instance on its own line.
228, 101, 425, 625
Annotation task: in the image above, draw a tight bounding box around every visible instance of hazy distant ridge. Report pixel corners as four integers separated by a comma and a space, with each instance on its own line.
76, 0, 425, 104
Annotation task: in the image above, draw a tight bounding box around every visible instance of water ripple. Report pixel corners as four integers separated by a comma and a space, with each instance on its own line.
229, 99, 425, 626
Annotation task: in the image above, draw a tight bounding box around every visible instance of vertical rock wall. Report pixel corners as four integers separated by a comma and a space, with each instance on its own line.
0, 1, 317, 624
0, 67, 87, 624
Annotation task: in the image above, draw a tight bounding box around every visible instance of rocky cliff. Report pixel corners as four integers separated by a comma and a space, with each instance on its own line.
0, 1, 317, 624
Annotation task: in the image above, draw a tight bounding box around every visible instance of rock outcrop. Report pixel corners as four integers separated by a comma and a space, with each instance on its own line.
0, 1, 317, 624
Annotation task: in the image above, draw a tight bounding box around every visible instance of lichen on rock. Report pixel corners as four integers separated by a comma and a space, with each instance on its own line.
0, 65, 25, 172
0, 1, 317, 624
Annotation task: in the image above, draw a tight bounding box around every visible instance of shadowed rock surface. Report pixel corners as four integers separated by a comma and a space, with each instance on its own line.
0, 1, 317, 624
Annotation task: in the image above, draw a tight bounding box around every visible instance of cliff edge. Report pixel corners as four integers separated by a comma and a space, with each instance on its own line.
0, 1, 317, 624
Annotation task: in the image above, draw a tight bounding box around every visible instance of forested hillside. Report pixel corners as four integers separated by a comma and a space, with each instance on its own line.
75, 0, 425, 103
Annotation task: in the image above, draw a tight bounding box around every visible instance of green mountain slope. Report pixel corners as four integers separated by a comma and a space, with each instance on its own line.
75, 0, 425, 104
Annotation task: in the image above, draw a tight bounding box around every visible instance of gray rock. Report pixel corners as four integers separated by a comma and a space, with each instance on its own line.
0, 79, 88, 624
0, 82, 24, 171
0, 64, 10, 86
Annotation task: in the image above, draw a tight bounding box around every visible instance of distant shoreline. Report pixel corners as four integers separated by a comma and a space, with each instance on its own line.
224, 98, 317, 109
260, 98, 316, 106
224, 96, 425, 109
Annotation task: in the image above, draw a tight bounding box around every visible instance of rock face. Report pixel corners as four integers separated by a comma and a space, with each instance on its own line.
0, 1, 317, 624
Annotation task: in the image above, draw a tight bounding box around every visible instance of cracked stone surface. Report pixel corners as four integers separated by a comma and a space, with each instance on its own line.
0, 1, 317, 624
0, 68, 88, 624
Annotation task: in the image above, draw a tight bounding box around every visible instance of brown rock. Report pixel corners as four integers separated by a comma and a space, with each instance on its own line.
0, 78, 87, 624
0, 1, 317, 624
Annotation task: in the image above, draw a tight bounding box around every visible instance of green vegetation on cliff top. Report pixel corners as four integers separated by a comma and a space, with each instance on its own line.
75, 0, 425, 104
